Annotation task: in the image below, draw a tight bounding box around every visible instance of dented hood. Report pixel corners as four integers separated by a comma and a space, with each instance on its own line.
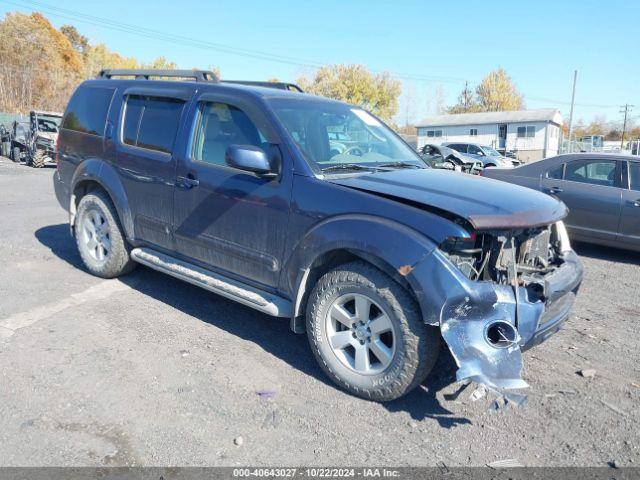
329, 169, 567, 230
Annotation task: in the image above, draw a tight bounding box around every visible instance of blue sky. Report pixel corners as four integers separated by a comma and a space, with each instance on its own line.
1, 0, 638, 126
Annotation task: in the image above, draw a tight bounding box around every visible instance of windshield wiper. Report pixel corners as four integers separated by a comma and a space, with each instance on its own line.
320, 163, 377, 173
376, 161, 422, 169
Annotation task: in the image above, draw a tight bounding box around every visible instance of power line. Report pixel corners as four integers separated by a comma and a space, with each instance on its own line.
0, 0, 469, 84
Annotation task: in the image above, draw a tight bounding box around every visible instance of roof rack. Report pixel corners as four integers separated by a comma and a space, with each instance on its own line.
222, 81, 303, 93
97, 69, 219, 82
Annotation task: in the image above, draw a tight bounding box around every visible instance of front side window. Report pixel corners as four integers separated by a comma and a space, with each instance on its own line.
62, 86, 115, 136
565, 159, 617, 187
270, 99, 426, 170
192, 102, 266, 166
122, 95, 184, 154
468, 145, 482, 155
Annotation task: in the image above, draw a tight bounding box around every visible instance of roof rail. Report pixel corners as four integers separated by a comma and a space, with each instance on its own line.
97, 69, 219, 82
223, 80, 303, 93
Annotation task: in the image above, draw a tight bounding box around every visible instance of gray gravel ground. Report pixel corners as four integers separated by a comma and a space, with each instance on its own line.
0, 156, 638, 467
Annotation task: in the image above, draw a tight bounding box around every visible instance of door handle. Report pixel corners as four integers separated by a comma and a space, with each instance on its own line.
177, 175, 199, 189
545, 186, 563, 194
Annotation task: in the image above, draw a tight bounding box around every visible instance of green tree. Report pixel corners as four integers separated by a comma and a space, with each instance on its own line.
297, 64, 401, 121
60, 24, 88, 57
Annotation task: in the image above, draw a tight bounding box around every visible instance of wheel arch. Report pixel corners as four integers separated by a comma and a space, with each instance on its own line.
286, 215, 439, 332
70, 159, 133, 240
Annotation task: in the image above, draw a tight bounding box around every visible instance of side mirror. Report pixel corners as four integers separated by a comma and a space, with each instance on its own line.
225, 145, 275, 177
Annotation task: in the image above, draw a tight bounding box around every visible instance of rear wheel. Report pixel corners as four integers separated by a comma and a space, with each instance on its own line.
306, 261, 440, 401
75, 191, 136, 278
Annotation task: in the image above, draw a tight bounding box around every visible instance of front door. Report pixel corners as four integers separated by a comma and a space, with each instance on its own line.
172, 96, 292, 289
498, 124, 507, 149
542, 158, 622, 241
115, 92, 189, 250
618, 160, 640, 248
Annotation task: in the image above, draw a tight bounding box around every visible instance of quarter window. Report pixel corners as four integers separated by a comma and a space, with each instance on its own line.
192, 102, 266, 166
546, 164, 564, 179
122, 95, 184, 154
565, 160, 617, 187
62, 86, 115, 136
517, 126, 536, 138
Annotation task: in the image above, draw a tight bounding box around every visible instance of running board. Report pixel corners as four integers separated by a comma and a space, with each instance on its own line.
130, 247, 292, 317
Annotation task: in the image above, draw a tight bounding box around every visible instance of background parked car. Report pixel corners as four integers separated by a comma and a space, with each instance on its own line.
443, 142, 520, 168
482, 153, 640, 251
418, 143, 482, 174
9, 120, 29, 162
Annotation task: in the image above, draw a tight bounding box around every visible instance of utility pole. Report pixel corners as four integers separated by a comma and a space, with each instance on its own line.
567, 70, 577, 153
620, 104, 634, 150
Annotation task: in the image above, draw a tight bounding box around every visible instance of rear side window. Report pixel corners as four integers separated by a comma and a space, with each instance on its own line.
565, 159, 617, 187
62, 86, 115, 136
122, 95, 184, 154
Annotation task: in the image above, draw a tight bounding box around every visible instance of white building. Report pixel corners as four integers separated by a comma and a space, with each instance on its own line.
415, 109, 563, 162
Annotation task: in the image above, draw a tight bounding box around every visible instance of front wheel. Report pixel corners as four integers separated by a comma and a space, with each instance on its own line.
75, 191, 136, 278
306, 261, 440, 401
31, 149, 46, 168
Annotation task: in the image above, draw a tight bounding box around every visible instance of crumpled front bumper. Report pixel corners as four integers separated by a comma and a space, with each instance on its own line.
411, 249, 583, 390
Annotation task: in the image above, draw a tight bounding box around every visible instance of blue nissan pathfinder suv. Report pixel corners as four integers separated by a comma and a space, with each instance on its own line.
54, 69, 583, 401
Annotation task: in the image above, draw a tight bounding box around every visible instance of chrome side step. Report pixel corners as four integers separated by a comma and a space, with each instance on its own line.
130, 247, 292, 317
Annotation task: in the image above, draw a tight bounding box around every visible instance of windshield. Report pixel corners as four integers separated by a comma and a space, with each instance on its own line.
269, 98, 427, 171
482, 146, 502, 157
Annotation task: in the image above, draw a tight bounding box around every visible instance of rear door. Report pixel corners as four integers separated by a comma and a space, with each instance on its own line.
542, 158, 622, 241
115, 87, 191, 249
172, 92, 292, 289
618, 160, 640, 248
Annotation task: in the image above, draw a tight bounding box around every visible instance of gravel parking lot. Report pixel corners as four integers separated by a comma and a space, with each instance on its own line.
0, 156, 639, 467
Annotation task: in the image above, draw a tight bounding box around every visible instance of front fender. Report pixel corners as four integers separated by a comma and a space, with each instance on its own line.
70, 159, 134, 240
285, 214, 440, 320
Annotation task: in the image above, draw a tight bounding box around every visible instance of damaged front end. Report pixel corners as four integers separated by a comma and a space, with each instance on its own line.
413, 221, 583, 391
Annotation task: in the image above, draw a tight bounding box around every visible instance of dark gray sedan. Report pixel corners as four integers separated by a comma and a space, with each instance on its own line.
483, 153, 640, 251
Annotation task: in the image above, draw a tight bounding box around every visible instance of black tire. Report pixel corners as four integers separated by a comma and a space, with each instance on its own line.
31, 149, 45, 168
306, 261, 440, 401
75, 191, 136, 278
12, 147, 20, 163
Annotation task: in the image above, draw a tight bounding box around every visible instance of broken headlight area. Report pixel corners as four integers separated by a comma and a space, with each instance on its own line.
436, 221, 575, 393
439, 221, 569, 302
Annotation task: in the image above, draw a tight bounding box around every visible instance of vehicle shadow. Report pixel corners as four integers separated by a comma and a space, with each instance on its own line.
35, 223, 466, 426
573, 241, 640, 265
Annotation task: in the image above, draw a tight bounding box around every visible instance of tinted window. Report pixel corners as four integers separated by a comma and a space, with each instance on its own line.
122, 95, 184, 154
565, 160, 617, 187
192, 102, 266, 166
123, 96, 144, 146
449, 144, 466, 153
546, 164, 564, 179
62, 87, 114, 136
468, 145, 482, 155
629, 162, 640, 191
